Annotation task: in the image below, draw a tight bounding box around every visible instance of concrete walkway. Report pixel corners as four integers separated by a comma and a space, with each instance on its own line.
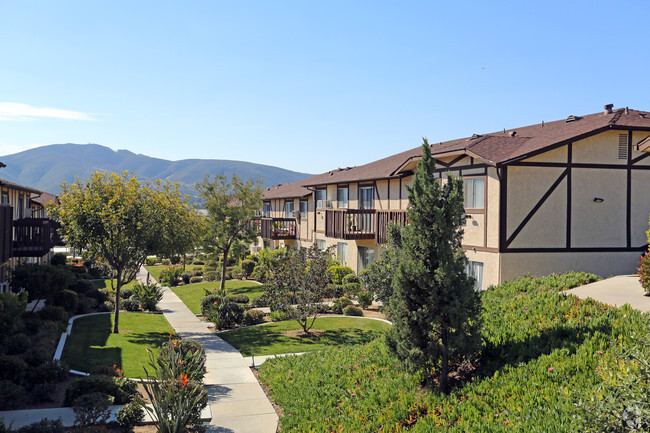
564, 274, 650, 313
137, 267, 278, 433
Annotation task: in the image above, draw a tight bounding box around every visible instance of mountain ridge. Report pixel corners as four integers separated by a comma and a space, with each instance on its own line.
0, 143, 314, 200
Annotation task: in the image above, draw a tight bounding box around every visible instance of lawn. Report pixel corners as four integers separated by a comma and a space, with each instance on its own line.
258, 272, 650, 432
92, 279, 137, 293
61, 312, 176, 378
171, 280, 266, 315
219, 317, 391, 357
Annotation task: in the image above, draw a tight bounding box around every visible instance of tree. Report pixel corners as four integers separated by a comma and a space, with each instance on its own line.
197, 174, 263, 290
50, 171, 201, 333
360, 223, 402, 306
385, 140, 482, 393
266, 243, 331, 334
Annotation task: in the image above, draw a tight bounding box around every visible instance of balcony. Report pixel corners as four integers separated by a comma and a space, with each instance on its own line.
0, 205, 12, 262
325, 209, 407, 243
260, 218, 297, 240
12, 218, 63, 257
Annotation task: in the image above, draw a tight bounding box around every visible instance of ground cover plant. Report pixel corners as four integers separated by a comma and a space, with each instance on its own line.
258, 272, 650, 432
172, 281, 266, 315
219, 317, 390, 356
144, 265, 202, 284
62, 312, 175, 377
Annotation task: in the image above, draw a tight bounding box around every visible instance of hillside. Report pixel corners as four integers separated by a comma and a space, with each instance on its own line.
0, 143, 313, 201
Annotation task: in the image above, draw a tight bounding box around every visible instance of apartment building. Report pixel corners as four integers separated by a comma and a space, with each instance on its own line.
254, 105, 650, 289
0, 170, 63, 291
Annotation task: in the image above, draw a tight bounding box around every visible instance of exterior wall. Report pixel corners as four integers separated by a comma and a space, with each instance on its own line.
465, 249, 500, 289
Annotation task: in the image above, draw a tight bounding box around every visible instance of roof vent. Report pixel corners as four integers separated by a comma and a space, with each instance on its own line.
509, 131, 517, 137
566, 115, 578, 123
467, 134, 482, 141
604, 104, 614, 114
625, 106, 629, 114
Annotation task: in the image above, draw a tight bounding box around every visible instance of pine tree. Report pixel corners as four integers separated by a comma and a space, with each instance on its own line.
386, 140, 482, 392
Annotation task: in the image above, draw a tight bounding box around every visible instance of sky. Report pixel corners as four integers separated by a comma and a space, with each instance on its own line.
1, 1, 649, 174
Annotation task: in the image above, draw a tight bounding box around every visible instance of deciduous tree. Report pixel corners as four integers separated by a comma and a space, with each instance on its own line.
386, 140, 482, 392
51, 171, 201, 333
197, 174, 263, 290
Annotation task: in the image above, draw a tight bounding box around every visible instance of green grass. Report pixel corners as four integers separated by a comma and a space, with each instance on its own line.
91, 279, 137, 294
258, 272, 650, 432
219, 317, 390, 357
144, 264, 202, 282
61, 312, 176, 378
171, 280, 266, 315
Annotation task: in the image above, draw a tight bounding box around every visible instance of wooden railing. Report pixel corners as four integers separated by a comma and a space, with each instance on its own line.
260, 217, 297, 240
325, 209, 407, 243
12, 218, 64, 257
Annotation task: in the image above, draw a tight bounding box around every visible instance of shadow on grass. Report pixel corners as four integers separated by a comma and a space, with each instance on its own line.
477, 322, 611, 379
126, 331, 174, 347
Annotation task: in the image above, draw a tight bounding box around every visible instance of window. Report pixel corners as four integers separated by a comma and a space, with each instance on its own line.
284, 200, 294, 218
358, 246, 375, 270
463, 178, 485, 209
300, 199, 308, 216
337, 242, 348, 265
315, 188, 327, 208
18, 195, 24, 218
337, 186, 348, 209
317, 239, 326, 251
1, 191, 7, 204
263, 202, 271, 218
466, 261, 484, 291
359, 186, 374, 209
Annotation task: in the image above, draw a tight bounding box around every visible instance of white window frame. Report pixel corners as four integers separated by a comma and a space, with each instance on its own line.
463, 177, 485, 210
337, 242, 348, 265
466, 260, 484, 291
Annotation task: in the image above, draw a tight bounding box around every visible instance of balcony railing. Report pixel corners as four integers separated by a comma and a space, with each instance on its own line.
325, 209, 407, 243
260, 218, 297, 240
12, 218, 63, 257
0, 205, 12, 262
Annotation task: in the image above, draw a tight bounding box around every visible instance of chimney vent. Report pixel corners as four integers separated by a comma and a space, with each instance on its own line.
604, 104, 614, 114
625, 106, 629, 114
509, 131, 517, 137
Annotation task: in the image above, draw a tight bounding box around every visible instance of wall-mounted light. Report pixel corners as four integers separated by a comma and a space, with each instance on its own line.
593, 197, 604, 203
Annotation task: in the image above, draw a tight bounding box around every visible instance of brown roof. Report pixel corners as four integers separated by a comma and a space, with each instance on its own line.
0, 178, 41, 194
268, 106, 650, 197
31, 191, 58, 206
263, 178, 312, 200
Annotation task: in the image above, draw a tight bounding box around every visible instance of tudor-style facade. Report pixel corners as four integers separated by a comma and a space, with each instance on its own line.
255, 105, 650, 289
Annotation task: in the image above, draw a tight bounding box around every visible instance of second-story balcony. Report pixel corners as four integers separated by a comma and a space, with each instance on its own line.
12, 218, 64, 257
325, 209, 407, 243
260, 217, 297, 240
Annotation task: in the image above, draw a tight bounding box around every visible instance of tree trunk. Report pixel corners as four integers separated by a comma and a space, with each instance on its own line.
220, 246, 230, 291
113, 268, 122, 333
440, 331, 449, 393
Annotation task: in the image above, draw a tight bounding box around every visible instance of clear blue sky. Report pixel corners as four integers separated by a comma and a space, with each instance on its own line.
1, 1, 648, 174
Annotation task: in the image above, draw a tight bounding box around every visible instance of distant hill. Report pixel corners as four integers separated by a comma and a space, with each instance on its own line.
0, 143, 313, 203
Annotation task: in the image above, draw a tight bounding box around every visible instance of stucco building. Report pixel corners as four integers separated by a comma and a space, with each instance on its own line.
253, 105, 650, 289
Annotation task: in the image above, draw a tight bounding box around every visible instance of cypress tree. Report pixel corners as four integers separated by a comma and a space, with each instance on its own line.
386, 139, 482, 392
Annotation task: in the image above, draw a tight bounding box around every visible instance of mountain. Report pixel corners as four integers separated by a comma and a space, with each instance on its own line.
0, 143, 313, 202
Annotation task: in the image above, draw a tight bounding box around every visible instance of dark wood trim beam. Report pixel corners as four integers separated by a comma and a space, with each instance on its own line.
435, 164, 488, 174
447, 155, 467, 167
626, 131, 632, 248
502, 246, 647, 253
461, 244, 499, 253
505, 169, 568, 247
498, 166, 508, 252
566, 143, 572, 248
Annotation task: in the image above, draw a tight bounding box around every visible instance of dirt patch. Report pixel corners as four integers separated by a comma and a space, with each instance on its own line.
280, 329, 326, 339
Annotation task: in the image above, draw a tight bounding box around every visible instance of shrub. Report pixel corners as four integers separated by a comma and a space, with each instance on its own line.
205, 260, 218, 269
28, 360, 69, 386
131, 282, 163, 311
116, 401, 145, 429
344, 282, 362, 297
86, 288, 108, 303
192, 259, 205, 265
0, 355, 28, 383
329, 265, 354, 284
217, 302, 244, 329
332, 297, 353, 315
156, 339, 206, 382
38, 306, 68, 324
250, 292, 271, 308
240, 259, 256, 278
231, 265, 244, 279
342, 274, 361, 285
76, 296, 97, 314
73, 392, 113, 427
268, 310, 290, 322
145, 256, 158, 266
69, 278, 94, 295
98, 288, 111, 302
158, 266, 183, 287
189, 276, 202, 284
121, 298, 140, 311
192, 268, 203, 276
64, 375, 137, 406
182, 271, 193, 284
161, 259, 171, 265
0, 380, 26, 410
51, 253, 67, 266
227, 294, 250, 304
119, 288, 133, 299
15, 419, 64, 433
343, 305, 363, 316
639, 251, 650, 295
357, 291, 373, 309
170, 256, 181, 265
99, 300, 115, 312
327, 284, 346, 299
5, 332, 30, 355
201, 294, 221, 316
243, 309, 266, 326
52, 289, 78, 313
23, 346, 51, 367
204, 271, 219, 282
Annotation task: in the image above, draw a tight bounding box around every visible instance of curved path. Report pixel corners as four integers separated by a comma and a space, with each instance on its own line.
138, 267, 278, 433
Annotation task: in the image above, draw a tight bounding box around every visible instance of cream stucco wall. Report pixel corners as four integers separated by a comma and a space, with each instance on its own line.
486, 167, 500, 249
573, 130, 628, 165
465, 249, 500, 289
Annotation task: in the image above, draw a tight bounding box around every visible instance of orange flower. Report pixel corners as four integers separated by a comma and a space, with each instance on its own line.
179, 373, 188, 387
